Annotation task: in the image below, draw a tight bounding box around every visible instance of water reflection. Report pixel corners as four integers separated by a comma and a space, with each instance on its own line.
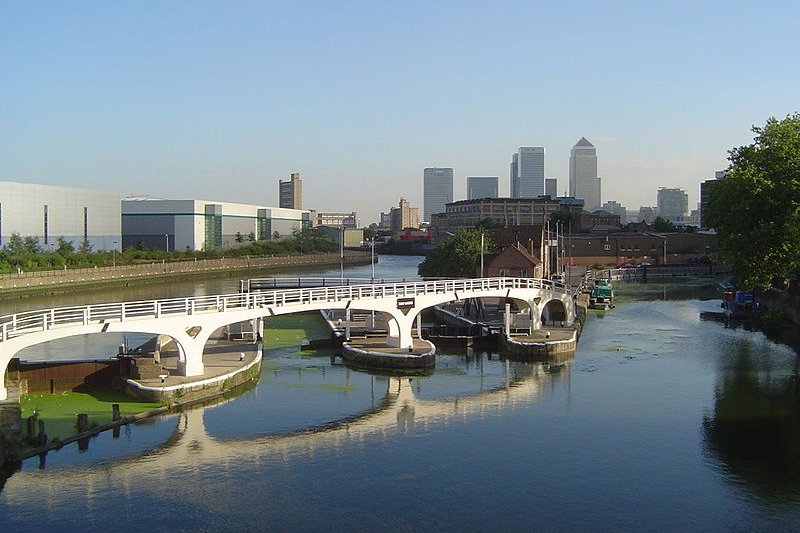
703, 337, 800, 502
1, 353, 569, 500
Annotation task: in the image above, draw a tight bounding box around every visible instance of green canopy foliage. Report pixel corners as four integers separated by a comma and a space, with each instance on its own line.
705, 113, 800, 288
418, 229, 494, 278
652, 217, 677, 232
549, 210, 580, 230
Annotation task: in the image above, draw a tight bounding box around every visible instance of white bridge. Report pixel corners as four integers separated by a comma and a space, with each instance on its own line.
0, 277, 574, 400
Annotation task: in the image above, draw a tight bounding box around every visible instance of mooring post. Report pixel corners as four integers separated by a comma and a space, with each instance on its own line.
112, 404, 121, 421
38, 419, 47, 445
77, 413, 89, 432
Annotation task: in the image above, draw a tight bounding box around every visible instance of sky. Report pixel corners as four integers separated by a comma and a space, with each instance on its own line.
2, 1, 799, 224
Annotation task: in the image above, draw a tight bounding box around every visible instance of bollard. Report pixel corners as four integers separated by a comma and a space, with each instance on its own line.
112, 404, 121, 421
77, 413, 89, 432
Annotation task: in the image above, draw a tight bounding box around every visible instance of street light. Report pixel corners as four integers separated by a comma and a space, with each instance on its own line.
165, 234, 169, 253
370, 238, 375, 281
112, 241, 117, 268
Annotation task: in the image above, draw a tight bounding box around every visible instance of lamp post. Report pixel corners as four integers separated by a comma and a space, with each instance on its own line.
480, 231, 485, 278
339, 226, 344, 283
112, 241, 117, 268
370, 238, 375, 281
165, 234, 169, 253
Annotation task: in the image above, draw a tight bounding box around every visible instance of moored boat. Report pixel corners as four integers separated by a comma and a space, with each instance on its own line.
589, 278, 615, 310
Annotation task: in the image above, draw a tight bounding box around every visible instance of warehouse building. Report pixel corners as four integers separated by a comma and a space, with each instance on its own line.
0, 181, 120, 251
121, 198, 311, 251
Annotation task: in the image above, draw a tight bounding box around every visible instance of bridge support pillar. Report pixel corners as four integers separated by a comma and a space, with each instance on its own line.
386, 311, 416, 349
171, 331, 211, 377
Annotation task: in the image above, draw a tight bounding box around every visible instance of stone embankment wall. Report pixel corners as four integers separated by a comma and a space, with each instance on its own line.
0, 252, 370, 294
757, 288, 800, 351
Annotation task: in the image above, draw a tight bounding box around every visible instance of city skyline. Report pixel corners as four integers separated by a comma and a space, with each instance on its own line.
2, 2, 797, 224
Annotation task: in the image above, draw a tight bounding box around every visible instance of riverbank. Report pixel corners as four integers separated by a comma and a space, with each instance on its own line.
0, 251, 371, 297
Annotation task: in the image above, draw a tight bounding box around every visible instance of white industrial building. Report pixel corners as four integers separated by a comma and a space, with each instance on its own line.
0, 181, 120, 251
122, 198, 311, 251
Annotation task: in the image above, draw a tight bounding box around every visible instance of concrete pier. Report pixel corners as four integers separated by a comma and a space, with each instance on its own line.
341, 337, 435, 370
501, 327, 578, 357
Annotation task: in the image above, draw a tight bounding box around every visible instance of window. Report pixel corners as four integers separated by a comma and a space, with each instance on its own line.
43, 205, 48, 245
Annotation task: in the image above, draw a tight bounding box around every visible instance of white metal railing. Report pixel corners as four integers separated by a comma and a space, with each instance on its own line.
0, 277, 569, 343
245, 277, 414, 290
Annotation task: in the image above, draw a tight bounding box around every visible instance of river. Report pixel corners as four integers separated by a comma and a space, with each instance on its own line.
2, 256, 800, 531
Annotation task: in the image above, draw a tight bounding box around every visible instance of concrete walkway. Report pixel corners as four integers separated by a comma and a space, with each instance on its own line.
509, 327, 576, 343
342, 336, 432, 356
129, 338, 259, 389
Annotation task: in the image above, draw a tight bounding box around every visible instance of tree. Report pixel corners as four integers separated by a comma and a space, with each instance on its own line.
549, 211, 580, 232
56, 236, 75, 255
418, 229, 494, 278
23, 236, 40, 254
247, 231, 256, 242
652, 217, 677, 232
78, 239, 93, 254
5, 233, 24, 255
235, 232, 244, 243
706, 113, 800, 288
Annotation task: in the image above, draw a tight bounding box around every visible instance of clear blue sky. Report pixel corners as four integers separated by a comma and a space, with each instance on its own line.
2, 1, 798, 223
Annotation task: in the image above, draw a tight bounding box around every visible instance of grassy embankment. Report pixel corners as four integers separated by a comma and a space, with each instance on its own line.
19, 312, 332, 442
20, 390, 161, 443
262, 312, 332, 347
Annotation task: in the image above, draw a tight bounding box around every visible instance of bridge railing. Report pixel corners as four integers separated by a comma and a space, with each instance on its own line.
0, 277, 569, 342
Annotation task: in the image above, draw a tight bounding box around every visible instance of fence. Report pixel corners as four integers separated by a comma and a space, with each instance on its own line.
0, 252, 371, 291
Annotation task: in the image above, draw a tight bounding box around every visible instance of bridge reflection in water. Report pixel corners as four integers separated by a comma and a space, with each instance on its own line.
4, 356, 571, 504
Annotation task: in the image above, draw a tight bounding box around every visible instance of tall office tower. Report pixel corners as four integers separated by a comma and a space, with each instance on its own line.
467, 176, 499, 199
657, 187, 689, 222
602, 200, 628, 225
545, 178, 558, 198
279, 172, 302, 209
510, 147, 545, 198
423, 167, 454, 222
699, 170, 726, 229
569, 138, 601, 211
510, 153, 519, 197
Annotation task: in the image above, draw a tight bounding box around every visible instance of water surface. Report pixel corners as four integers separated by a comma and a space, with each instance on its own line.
2, 265, 800, 531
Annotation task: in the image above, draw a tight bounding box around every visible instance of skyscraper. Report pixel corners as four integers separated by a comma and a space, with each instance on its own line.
657, 187, 688, 221
467, 176, 498, 199
423, 167, 453, 222
699, 170, 726, 229
279, 172, 302, 210
510, 147, 545, 198
569, 138, 601, 211
545, 178, 558, 198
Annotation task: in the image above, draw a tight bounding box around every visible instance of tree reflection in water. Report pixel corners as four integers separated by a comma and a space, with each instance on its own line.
703, 339, 800, 502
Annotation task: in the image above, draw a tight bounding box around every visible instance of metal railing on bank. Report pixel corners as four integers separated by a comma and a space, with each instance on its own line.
0, 252, 371, 286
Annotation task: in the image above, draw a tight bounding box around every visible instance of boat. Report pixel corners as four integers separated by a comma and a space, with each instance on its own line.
589, 278, 615, 310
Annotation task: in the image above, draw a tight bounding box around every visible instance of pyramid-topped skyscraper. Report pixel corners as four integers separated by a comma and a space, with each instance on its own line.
569, 137, 600, 211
